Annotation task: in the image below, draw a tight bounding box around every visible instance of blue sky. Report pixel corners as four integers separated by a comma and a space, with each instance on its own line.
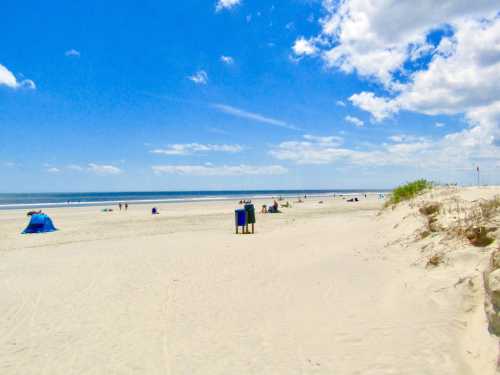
1, 0, 499, 192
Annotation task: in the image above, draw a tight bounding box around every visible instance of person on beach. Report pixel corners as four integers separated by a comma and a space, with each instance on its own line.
125, 203, 128, 211
261, 205, 267, 213
119, 203, 122, 211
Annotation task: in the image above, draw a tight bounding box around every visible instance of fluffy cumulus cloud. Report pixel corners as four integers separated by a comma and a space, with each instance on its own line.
0, 64, 35, 89
348, 92, 399, 122
215, 0, 241, 12
151, 143, 243, 155
292, 37, 317, 56
293, 0, 500, 172
308, 0, 499, 87
152, 164, 287, 176
188, 70, 208, 85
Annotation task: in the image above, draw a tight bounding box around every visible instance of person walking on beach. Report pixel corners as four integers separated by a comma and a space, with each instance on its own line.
125, 203, 128, 211
119, 203, 122, 211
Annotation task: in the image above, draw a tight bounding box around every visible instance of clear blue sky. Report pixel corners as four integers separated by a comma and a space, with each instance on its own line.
1, 0, 499, 192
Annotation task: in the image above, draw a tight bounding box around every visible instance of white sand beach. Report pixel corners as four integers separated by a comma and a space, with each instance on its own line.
1, 188, 499, 374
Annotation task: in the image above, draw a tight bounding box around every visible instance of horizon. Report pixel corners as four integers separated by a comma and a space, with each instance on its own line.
0, 187, 391, 196
1, 1, 499, 192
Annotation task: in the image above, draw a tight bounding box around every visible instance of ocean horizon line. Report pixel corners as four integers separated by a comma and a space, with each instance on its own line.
0, 189, 390, 210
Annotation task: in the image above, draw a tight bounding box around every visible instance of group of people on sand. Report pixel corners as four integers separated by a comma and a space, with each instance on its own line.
261, 200, 284, 214
118, 202, 128, 211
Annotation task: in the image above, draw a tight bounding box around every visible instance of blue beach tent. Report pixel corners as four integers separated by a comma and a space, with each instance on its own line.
22, 214, 57, 234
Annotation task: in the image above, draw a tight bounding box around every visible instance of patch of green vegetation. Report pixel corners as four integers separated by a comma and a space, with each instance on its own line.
386, 179, 432, 206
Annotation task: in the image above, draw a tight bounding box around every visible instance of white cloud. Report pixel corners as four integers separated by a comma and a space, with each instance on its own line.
269, 134, 429, 167
188, 70, 208, 85
292, 37, 317, 56
152, 164, 287, 176
151, 143, 243, 155
213, 103, 298, 130
65, 49, 80, 57
216, 0, 241, 12
435, 122, 445, 128
299, 1, 500, 175
42, 164, 123, 175
270, 130, 499, 171
269, 134, 350, 165
336, 100, 346, 107
345, 115, 364, 128
0, 64, 35, 90
349, 92, 399, 122
87, 163, 122, 175
308, 0, 499, 88
340, 15, 500, 170
221, 55, 234, 65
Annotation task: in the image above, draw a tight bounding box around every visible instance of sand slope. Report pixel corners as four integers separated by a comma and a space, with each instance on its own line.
0, 191, 497, 374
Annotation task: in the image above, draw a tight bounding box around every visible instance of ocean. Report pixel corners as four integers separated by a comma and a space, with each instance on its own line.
0, 190, 388, 210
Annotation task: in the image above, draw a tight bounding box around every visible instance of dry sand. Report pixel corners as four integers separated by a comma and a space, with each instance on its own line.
0, 189, 498, 374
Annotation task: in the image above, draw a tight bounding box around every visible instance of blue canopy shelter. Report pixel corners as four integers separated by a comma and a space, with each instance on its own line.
22, 214, 57, 234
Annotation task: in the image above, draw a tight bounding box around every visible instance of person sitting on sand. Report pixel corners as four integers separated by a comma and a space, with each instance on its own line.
281, 201, 291, 208
152, 207, 159, 215
261, 205, 267, 214
268, 200, 280, 213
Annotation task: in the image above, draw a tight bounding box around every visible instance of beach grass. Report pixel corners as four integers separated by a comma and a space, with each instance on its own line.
386, 179, 432, 206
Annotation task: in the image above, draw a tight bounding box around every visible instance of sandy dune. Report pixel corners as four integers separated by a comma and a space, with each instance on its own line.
0, 190, 497, 374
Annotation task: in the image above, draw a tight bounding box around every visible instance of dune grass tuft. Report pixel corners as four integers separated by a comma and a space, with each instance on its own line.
386, 179, 432, 206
